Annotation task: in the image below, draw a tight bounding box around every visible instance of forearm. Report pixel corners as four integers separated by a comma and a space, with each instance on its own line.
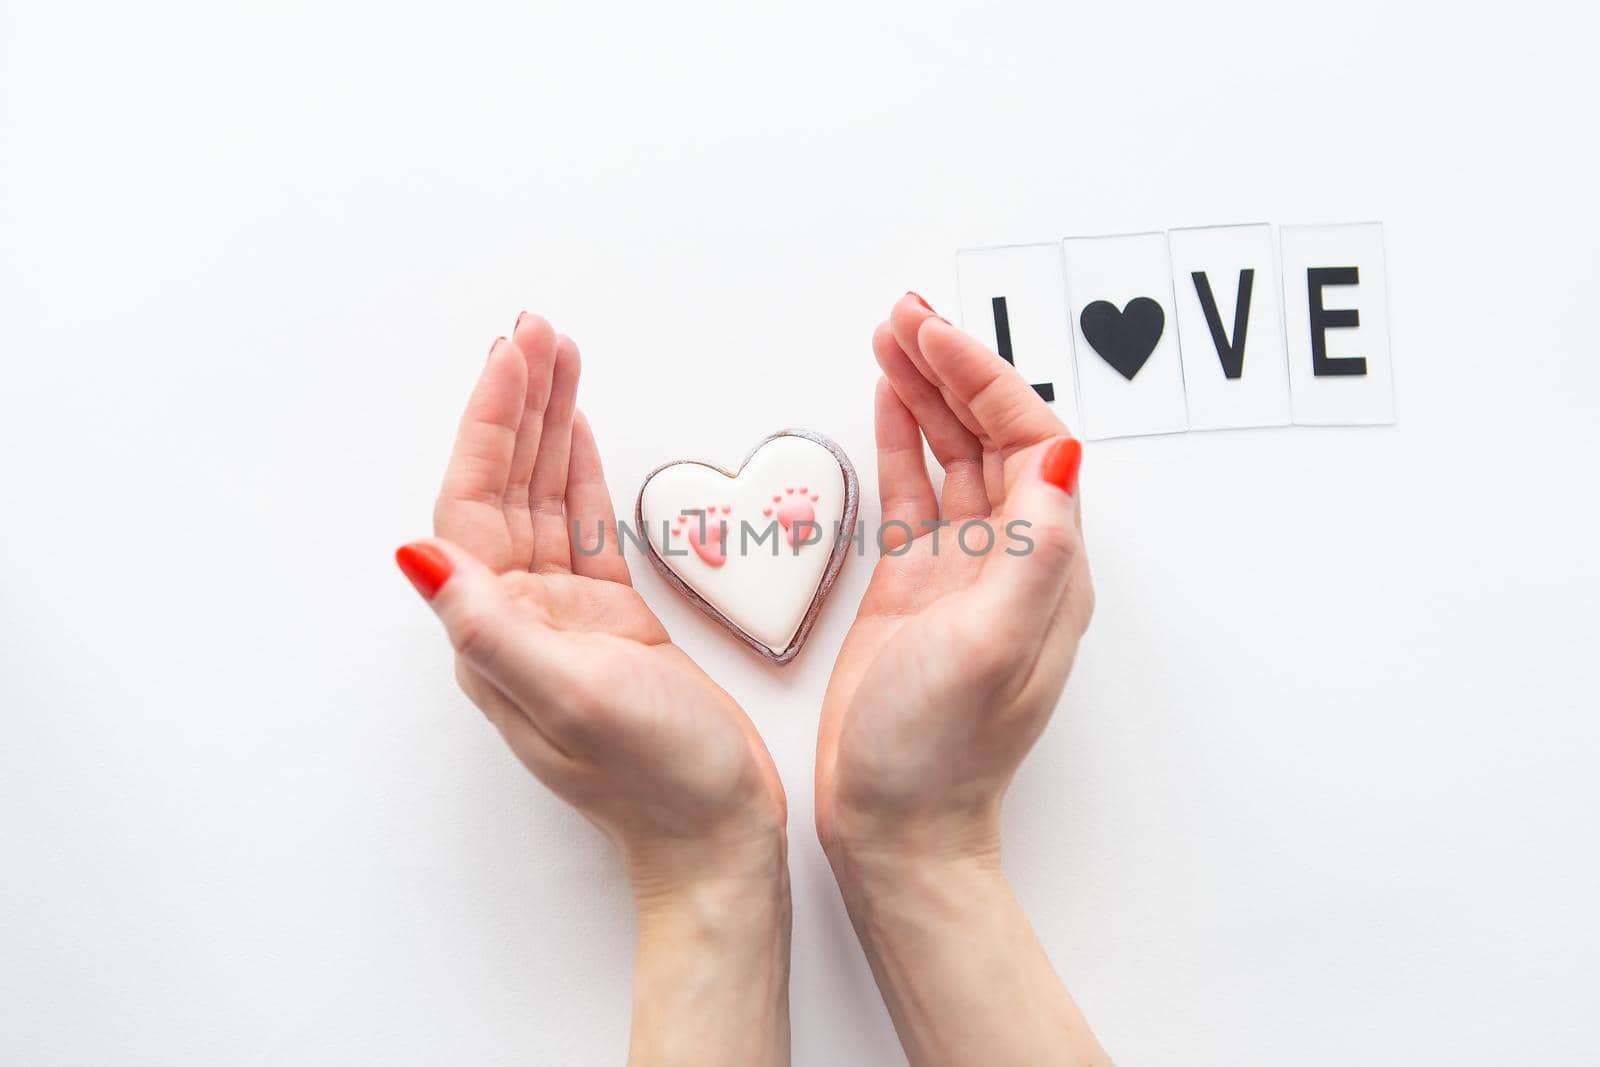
627, 841, 792, 1067
830, 843, 1109, 1067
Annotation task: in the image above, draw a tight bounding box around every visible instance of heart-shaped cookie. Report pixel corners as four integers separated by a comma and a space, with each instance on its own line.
634, 430, 859, 664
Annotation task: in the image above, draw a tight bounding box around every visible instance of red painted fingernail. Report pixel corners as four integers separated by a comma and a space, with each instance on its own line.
1041, 437, 1082, 495
907, 291, 934, 313
396, 542, 453, 600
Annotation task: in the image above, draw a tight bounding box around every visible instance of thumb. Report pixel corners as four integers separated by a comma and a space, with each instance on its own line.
979, 437, 1083, 630
394, 538, 571, 709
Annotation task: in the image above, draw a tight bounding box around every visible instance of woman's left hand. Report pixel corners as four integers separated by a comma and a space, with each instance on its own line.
399, 313, 790, 1066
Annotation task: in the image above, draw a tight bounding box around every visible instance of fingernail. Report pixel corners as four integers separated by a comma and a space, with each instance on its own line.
396, 542, 453, 600
487, 336, 504, 362
516, 310, 529, 328
907, 291, 934, 313
1041, 437, 1083, 495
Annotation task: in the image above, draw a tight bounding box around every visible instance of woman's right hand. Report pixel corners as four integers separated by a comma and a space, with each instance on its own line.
398, 313, 790, 1067
815, 295, 1107, 1067
816, 294, 1095, 867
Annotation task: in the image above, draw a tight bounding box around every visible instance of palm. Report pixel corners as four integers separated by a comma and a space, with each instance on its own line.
433, 315, 782, 840
830, 530, 984, 714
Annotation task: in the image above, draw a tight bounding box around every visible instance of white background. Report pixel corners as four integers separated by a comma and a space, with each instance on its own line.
2, 1, 1597, 1064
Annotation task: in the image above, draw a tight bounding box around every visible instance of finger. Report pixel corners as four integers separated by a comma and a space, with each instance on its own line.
434, 338, 527, 553
1038, 547, 1094, 665
395, 539, 592, 741
503, 312, 560, 551
974, 438, 1083, 640
916, 316, 1069, 455
889, 294, 990, 444
528, 334, 581, 573
872, 321, 989, 519
1006, 541, 1095, 720
890, 292, 940, 380
874, 378, 937, 549
566, 410, 633, 585
981, 448, 1006, 513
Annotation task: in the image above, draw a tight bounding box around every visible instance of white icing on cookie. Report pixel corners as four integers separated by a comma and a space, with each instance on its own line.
639, 434, 850, 655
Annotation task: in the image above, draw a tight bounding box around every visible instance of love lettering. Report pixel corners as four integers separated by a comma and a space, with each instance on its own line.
956, 222, 1395, 438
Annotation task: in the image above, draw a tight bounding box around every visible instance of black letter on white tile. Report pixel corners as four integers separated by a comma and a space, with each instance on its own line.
991, 296, 1055, 401
1191, 269, 1254, 380
1307, 267, 1367, 377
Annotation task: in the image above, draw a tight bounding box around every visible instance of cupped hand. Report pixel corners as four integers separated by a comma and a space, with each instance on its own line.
399, 313, 786, 895
816, 295, 1093, 865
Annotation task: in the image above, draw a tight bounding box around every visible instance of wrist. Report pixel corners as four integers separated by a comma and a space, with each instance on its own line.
825, 828, 1109, 1067
629, 829, 792, 1067
821, 803, 1004, 898
628, 822, 790, 931
829, 838, 1010, 932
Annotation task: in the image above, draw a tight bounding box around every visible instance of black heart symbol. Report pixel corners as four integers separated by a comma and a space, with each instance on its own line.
1080, 297, 1165, 381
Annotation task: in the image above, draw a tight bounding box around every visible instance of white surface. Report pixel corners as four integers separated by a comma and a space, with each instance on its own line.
1282, 222, 1398, 425
2, 2, 1598, 1065
1063, 232, 1191, 439
1168, 223, 1292, 430
639, 435, 847, 654
955, 243, 1082, 426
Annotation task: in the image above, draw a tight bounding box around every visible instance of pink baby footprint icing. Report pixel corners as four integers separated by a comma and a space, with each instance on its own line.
772, 485, 820, 548
675, 511, 728, 567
